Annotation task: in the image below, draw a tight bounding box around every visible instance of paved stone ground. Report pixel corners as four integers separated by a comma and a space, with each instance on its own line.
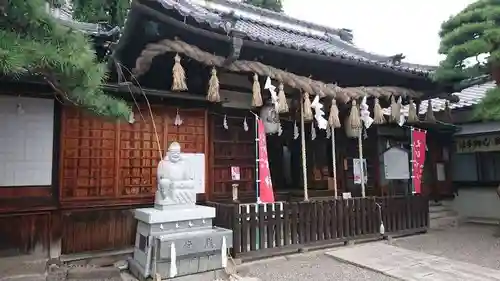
240, 250, 397, 281
327, 242, 500, 281
392, 224, 500, 270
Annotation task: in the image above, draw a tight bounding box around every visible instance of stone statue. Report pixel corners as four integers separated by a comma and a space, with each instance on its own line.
155, 142, 195, 209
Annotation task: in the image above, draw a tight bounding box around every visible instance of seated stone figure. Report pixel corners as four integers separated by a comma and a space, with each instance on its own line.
155, 142, 195, 209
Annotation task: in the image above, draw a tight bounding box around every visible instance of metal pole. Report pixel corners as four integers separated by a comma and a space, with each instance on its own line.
358, 126, 365, 197
300, 99, 309, 201
331, 126, 338, 198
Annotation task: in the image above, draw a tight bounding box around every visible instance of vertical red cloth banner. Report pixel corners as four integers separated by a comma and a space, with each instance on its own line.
411, 129, 427, 194
257, 119, 275, 203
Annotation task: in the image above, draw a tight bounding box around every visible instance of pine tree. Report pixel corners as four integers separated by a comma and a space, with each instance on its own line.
0, 0, 131, 119
242, 0, 284, 12
434, 0, 500, 120
72, 0, 130, 27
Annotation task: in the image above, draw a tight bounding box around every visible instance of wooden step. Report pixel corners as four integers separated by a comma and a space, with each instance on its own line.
429, 210, 457, 220
430, 215, 459, 229
429, 204, 450, 213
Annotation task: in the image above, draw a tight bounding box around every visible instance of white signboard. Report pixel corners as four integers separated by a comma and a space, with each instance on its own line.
353, 158, 367, 184
436, 163, 446, 182
383, 147, 410, 180
183, 153, 205, 194
231, 166, 241, 181
342, 192, 352, 199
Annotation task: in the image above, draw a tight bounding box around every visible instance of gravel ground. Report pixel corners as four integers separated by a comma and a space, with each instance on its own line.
392, 223, 500, 270
239, 250, 397, 281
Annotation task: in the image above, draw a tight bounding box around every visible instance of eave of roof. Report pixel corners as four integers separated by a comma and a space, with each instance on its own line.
151, 0, 436, 77
49, 5, 121, 38
385, 81, 496, 116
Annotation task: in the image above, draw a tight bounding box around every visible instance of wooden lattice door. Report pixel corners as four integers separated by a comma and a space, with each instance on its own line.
210, 114, 255, 202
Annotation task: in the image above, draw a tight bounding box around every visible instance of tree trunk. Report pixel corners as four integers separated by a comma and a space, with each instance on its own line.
491, 64, 500, 85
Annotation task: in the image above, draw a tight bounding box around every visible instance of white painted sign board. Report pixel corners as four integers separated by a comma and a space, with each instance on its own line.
183, 153, 206, 194
383, 147, 410, 180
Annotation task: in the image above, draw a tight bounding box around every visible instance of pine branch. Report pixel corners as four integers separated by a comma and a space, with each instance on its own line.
1, 0, 131, 119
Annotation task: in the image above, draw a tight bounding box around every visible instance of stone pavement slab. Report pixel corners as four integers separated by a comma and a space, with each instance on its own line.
326, 242, 500, 281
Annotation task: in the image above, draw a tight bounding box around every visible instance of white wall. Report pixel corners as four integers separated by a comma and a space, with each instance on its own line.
0, 96, 54, 186
452, 188, 500, 221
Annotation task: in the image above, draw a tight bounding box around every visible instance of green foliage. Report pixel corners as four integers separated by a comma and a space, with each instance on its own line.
72, 0, 130, 27
434, 0, 500, 83
435, 0, 500, 121
0, 0, 131, 119
473, 87, 500, 120
242, 0, 284, 12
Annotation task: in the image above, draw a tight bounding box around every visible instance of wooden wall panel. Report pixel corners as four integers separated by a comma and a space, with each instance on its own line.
118, 108, 166, 198
61, 208, 136, 254
59, 106, 207, 206
0, 186, 55, 213
60, 108, 117, 200
166, 109, 206, 153
0, 213, 50, 257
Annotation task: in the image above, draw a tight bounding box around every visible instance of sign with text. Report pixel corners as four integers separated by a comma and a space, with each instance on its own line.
456, 134, 500, 153
257, 119, 275, 203
231, 166, 241, 181
353, 158, 367, 184
411, 130, 427, 194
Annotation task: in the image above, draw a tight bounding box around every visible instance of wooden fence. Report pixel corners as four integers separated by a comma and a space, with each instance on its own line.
207, 195, 428, 260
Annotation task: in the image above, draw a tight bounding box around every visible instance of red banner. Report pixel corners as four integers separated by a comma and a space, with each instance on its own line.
411, 129, 427, 194
257, 119, 275, 203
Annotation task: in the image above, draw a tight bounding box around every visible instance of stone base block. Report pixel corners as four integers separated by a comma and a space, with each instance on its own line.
129, 253, 225, 280
134, 205, 216, 224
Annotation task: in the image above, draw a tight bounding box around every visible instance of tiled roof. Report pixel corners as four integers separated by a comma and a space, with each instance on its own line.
383, 81, 496, 116
49, 4, 121, 37
154, 0, 436, 76
56, 18, 121, 37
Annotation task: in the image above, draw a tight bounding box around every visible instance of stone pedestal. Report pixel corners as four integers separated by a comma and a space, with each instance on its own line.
129, 205, 233, 280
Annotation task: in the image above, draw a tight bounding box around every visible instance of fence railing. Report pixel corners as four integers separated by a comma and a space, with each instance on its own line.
206, 195, 428, 260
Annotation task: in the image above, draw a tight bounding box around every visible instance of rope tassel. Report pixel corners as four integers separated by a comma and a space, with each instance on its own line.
171, 54, 188, 91
348, 99, 361, 130
303, 92, 313, 121
407, 99, 419, 123
277, 83, 289, 113
328, 98, 341, 128
206, 67, 220, 102
251, 73, 263, 107
425, 99, 436, 122
373, 97, 386, 124
390, 96, 398, 123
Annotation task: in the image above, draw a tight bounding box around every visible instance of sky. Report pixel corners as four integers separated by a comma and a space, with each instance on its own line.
284, 0, 475, 66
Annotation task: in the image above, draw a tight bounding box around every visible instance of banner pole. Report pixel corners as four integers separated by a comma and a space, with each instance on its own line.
358, 126, 365, 198
300, 98, 309, 202
255, 115, 260, 203
331, 126, 338, 198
